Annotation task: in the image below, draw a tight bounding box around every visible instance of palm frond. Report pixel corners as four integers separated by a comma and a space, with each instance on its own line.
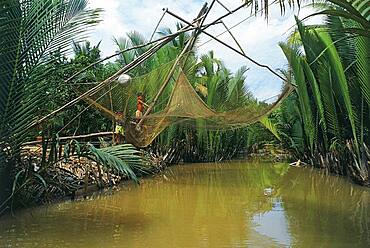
259, 116, 282, 141
226, 66, 249, 103
305, 0, 370, 37
280, 42, 315, 152
87, 144, 145, 183
317, 30, 358, 149
355, 35, 370, 107
0, 0, 102, 149
301, 59, 328, 148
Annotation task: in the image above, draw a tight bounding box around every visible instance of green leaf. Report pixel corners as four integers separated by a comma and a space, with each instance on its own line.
280, 42, 315, 152
87, 144, 145, 183
259, 116, 282, 141
12, 169, 25, 194
317, 30, 358, 150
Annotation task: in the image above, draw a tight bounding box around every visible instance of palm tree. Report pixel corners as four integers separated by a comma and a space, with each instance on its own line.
0, 0, 101, 206
279, 1, 369, 184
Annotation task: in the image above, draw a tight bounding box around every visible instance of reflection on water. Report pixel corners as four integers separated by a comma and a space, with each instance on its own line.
0, 161, 369, 247
252, 198, 291, 247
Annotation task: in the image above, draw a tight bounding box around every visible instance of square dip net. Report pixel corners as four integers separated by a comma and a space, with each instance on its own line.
75, 57, 292, 148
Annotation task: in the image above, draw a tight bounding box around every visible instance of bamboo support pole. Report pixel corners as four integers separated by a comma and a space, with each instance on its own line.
57, 81, 123, 135
221, 20, 246, 55
31, 34, 179, 129
63, 4, 222, 88
137, 1, 215, 127
109, 84, 115, 144
149, 9, 167, 42
31, 13, 221, 129
65, 11, 221, 86
216, 0, 231, 13
31, 44, 161, 129
202, 3, 247, 30
136, 37, 195, 127
64, 26, 196, 84
28, 1, 263, 134
22, 132, 114, 146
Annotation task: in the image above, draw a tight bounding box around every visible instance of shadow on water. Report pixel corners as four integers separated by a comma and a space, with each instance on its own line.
0, 161, 369, 247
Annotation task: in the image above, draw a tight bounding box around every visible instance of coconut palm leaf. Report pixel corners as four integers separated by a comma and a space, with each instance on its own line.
226, 66, 249, 104
87, 144, 146, 183
113, 37, 136, 66
355, 35, 370, 107
127, 31, 148, 57
301, 59, 328, 148
317, 64, 341, 137
305, 0, 370, 37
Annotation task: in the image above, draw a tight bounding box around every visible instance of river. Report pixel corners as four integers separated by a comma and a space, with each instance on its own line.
0, 161, 369, 247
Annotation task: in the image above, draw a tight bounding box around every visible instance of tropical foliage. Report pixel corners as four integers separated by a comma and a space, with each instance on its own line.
277, 0, 370, 185
0, 0, 145, 213
0, 0, 101, 208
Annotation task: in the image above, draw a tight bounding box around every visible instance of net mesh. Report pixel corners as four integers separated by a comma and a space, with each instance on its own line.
75, 58, 293, 148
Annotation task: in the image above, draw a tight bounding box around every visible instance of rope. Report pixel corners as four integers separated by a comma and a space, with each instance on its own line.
198, 0, 278, 48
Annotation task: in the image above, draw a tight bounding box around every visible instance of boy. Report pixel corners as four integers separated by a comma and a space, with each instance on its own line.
115, 111, 124, 144
136, 93, 148, 121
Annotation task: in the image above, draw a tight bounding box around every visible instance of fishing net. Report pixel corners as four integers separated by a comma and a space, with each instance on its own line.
75, 58, 293, 148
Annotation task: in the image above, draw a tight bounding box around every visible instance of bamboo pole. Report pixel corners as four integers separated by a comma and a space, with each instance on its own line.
29, 1, 253, 132
109, 84, 115, 145
31, 14, 219, 129
136, 38, 194, 127
216, 0, 231, 13
149, 9, 167, 42
221, 20, 246, 55
64, 26, 196, 84
165, 9, 287, 82
136, 1, 214, 127
32, 36, 178, 127
202, 2, 247, 29
22, 132, 114, 146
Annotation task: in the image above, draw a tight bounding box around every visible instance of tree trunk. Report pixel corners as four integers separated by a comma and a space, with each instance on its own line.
0, 154, 12, 214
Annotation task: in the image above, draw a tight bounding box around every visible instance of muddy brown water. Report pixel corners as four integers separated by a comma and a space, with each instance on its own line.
0, 161, 369, 247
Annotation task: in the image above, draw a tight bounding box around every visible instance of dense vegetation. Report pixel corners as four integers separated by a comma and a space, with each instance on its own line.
0, 0, 369, 214
277, 0, 369, 185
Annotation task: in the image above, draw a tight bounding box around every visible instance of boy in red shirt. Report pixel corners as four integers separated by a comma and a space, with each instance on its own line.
136, 93, 148, 120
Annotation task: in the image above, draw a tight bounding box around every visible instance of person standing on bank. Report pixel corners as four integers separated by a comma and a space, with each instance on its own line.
115, 111, 125, 144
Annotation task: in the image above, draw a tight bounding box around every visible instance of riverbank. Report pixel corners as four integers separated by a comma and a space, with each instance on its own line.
0, 144, 167, 215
